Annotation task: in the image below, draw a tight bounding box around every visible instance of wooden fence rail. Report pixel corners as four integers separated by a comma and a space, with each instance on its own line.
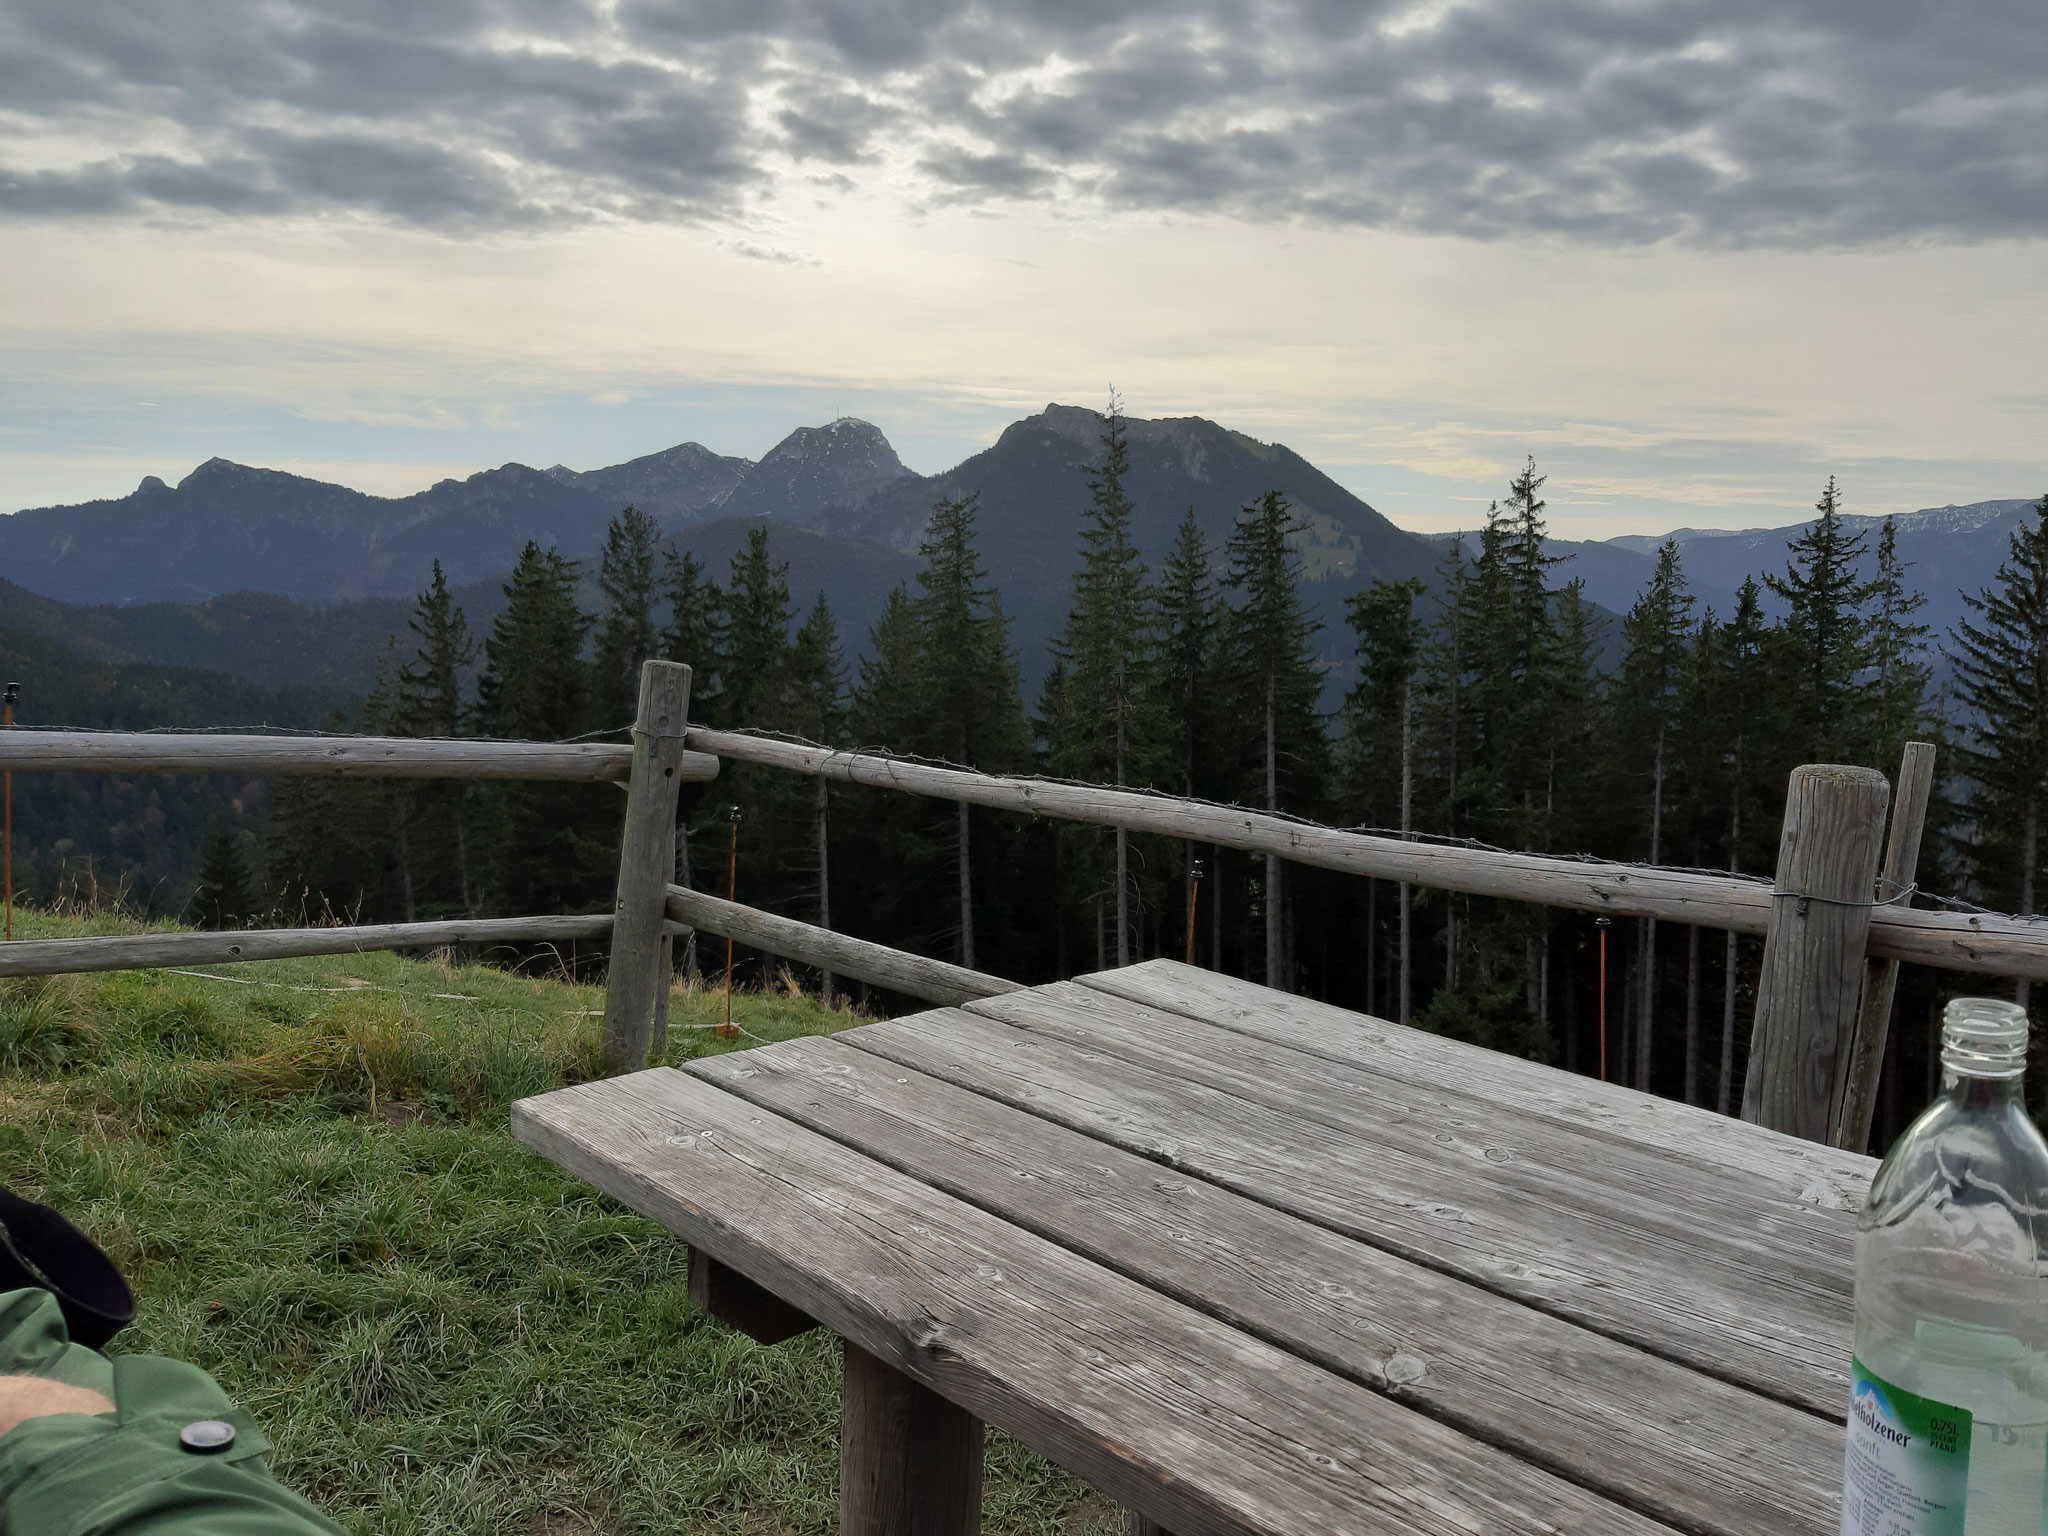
4, 672, 2046, 1159
686, 727, 2048, 986
665, 885, 1018, 1008
0, 914, 619, 978
0, 730, 719, 783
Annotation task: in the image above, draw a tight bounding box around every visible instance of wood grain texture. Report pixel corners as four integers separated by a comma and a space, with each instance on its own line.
511, 1068, 1679, 1536
689, 1247, 817, 1345
0, 729, 717, 782
604, 662, 694, 1074
691, 1035, 1842, 1536
841, 1340, 983, 1536
0, 914, 614, 976
1744, 765, 1891, 1143
664, 885, 1018, 1006
842, 1008, 1852, 1417
1077, 962, 1878, 1213
690, 729, 2048, 983
1835, 741, 1937, 1151
966, 982, 1855, 1279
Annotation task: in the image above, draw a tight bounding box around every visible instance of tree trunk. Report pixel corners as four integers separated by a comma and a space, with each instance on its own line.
1399, 678, 1413, 1026
2021, 796, 2038, 1012
1115, 827, 1130, 968
453, 791, 474, 918
1717, 788, 1741, 1115
1684, 922, 1701, 1105
395, 818, 416, 926
1210, 843, 1223, 978
1053, 833, 1066, 978
1115, 651, 1129, 968
1365, 878, 1377, 1015
1639, 723, 1666, 1091
676, 816, 699, 983
1564, 945, 1579, 1072
1446, 901, 1458, 994
1264, 669, 1283, 990
956, 798, 974, 971
1719, 929, 1739, 1116
816, 776, 835, 1009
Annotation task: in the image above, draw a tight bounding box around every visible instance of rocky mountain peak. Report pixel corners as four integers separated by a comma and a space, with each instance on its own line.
720, 417, 914, 523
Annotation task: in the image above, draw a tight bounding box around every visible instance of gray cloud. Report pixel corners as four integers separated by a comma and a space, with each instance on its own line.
0, 0, 2042, 244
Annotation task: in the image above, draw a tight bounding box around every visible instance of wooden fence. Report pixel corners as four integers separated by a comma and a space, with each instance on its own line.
0, 658, 2034, 1150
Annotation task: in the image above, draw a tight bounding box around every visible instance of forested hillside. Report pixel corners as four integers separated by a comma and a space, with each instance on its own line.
0, 623, 350, 917
244, 402, 2048, 1151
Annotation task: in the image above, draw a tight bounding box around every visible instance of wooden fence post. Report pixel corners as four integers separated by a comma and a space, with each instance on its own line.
1833, 741, 1937, 1152
602, 660, 693, 1075
1741, 763, 1890, 1142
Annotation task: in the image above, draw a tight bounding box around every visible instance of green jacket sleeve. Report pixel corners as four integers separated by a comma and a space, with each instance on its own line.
0, 1288, 346, 1536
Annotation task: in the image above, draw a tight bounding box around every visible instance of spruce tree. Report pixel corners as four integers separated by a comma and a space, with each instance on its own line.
191, 826, 256, 930
1612, 540, 1693, 1091
591, 507, 662, 731
911, 493, 1028, 968
843, 585, 930, 961
660, 547, 720, 708
1345, 576, 1425, 1020
852, 586, 924, 749
397, 559, 477, 915
788, 592, 848, 1001
399, 560, 473, 738
1155, 506, 1227, 967
1224, 489, 1326, 990
717, 527, 795, 733
1865, 516, 1933, 771
1951, 492, 2048, 1011
475, 543, 595, 919
1157, 507, 1224, 799
1767, 477, 1873, 762
1045, 399, 1165, 967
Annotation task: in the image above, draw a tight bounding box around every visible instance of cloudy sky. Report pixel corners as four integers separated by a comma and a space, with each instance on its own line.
3, 0, 2044, 536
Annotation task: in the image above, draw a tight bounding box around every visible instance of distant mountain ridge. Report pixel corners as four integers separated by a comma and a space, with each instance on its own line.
8, 410, 2034, 700
1, 404, 1438, 695
1550, 497, 2040, 645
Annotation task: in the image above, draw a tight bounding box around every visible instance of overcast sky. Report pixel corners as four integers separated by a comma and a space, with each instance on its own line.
3, 0, 2044, 536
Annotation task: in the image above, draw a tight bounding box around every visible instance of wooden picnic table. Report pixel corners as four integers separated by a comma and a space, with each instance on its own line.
512, 959, 1871, 1536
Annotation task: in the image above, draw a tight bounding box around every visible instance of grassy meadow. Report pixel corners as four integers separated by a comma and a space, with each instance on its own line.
0, 910, 1116, 1535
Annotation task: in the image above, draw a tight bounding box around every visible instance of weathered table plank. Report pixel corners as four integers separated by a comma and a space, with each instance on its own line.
513, 1067, 1680, 1536
1085, 962, 1876, 1211
690, 1035, 1842, 1536
844, 1009, 1852, 1416
969, 981, 1854, 1282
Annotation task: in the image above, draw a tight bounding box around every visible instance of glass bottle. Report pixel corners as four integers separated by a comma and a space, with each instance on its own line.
1847, 997, 2048, 1536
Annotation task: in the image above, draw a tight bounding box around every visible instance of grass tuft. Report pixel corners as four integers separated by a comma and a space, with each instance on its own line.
0, 912, 1116, 1536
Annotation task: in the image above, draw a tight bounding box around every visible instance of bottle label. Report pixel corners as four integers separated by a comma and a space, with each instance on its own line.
1842, 1356, 1973, 1536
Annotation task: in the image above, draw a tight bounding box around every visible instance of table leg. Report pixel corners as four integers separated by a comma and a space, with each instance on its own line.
1126, 1514, 1179, 1536
689, 1249, 817, 1345
840, 1338, 983, 1536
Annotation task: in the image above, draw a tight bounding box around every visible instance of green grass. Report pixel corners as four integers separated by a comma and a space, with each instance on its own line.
0, 910, 1118, 1536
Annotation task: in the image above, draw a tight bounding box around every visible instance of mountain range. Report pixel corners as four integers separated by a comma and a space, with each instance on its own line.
1, 407, 2037, 703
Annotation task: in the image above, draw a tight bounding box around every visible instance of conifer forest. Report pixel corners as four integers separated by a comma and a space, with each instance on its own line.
254, 406, 2048, 1149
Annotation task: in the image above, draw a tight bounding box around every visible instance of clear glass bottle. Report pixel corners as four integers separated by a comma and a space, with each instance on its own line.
1847, 997, 2048, 1536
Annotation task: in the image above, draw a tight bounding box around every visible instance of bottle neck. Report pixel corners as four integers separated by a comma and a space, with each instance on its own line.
1945, 1070, 2026, 1111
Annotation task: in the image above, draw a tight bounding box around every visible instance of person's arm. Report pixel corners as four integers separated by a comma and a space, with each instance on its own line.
0, 1374, 114, 1434
0, 1288, 346, 1536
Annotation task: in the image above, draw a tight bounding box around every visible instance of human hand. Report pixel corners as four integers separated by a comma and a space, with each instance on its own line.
0, 1375, 113, 1437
